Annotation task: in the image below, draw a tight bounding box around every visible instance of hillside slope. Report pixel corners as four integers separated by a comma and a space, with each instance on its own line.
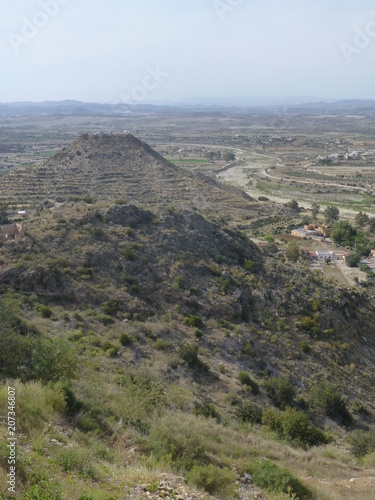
0, 135, 375, 499
0, 133, 258, 216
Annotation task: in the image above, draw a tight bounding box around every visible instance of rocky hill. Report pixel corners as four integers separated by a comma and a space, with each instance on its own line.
0, 133, 259, 217
0, 135, 375, 499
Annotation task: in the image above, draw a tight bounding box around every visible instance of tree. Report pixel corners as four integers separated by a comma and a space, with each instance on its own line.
0, 203, 9, 224
311, 203, 320, 219
223, 151, 235, 162
355, 211, 369, 228
324, 206, 340, 224
286, 242, 300, 262
368, 217, 375, 234
345, 253, 361, 268
287, 199, 299, 211
330, 221, 357, 246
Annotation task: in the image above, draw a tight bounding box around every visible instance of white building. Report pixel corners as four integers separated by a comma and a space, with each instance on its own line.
316, 251, 334, 262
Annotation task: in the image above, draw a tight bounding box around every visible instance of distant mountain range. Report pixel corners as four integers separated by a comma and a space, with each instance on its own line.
1, 98, 375, 116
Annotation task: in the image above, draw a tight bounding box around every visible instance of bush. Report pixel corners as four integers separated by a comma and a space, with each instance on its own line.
250, 460, 310, 498
29, 338, 77, 383
23, 481, 64, 500
39, 305, 53, 319
120, 333, 132, 346
173, 275, 185, 289
0, 381, 66, 434
98, 314, 115, 326
55, 447, 97, 479
235, 401, 263, 423
154, 338, 170, 351
238, 371, 260, 394
193, 402, 220, 422
150, 412, 209, 468
101, 300, 122, 316
363, 452, 375, 467
345, 253, 361, 268
123, 247, 136, 261
299, 341, 311, 354
0, 328, 35, 378
348, 430, 375, 458
243, 341, 256, 358
244, 259, 255, 272
309, 382, 352, 425
184, 315, 203, 328
264, 377, 296, 409
81, 267, 93, 277
180, 344, 200, 367
301, 316, 315, 331
262, 407, 329, 449
187, 464, 236, 497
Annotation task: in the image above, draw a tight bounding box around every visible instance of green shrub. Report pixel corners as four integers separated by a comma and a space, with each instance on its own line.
250, 460, 310, 498
309, 382, 352, 425
39, 305, 53, 319
301, 316, 315, 331
173, 275, 185, 289
98, 314, 115, 326
55, 447, 97, 479
243, 341, 256, 358
264, 377, 296, 409
81, 195, 95, 204
218, 318, 231, 329
187, 464, 236, 497
150, 412, 208, 468
363, 452, 375, 467
299, 341, 311, 354
119, 373, 166, 422
81, 267, 93, 277
107, 347, 119, 358
220, 278, 231, 294
348, 430, 375, 458
238, 371, 260, 394
129, 284, 140, 294
89, 227, 107, 241
101, 300, 122, 316
120, 333, 132, 346
102, 341, 117, 352
123, 247, 136, 261
183, 315, 203, 328
208, 263, 222, 277
154, 338, 170, 351
29, 338, 77, 382
0, 329, 35, 378
262, 407, 329, 449
180, 344, 200, 367
23, 481, 64, 500
194, 328, 203, 339
0, 381, 66, 434
115, 198, 127, 205
235, 401, 263, 423
76, 415, 101, 433
193, 402, 220, 422
244, 259, 255, 272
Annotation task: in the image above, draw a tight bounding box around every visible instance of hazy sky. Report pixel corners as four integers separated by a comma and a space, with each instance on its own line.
1, 0, 375, 104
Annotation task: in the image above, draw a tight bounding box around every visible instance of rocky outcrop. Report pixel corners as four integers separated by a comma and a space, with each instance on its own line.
0, 223, 25, 243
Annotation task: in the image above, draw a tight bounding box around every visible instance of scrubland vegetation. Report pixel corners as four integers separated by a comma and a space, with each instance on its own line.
1, 129, 375, 498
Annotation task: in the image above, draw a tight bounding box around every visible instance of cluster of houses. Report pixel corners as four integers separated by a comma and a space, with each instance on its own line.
291, 223, 331, 241
314, 149, 375, 164
303, 250, 350, 262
